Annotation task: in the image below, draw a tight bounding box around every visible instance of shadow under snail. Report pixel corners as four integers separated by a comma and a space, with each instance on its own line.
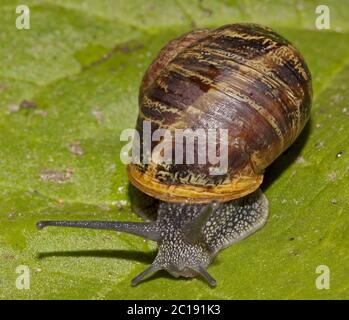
37, 23, 312, 286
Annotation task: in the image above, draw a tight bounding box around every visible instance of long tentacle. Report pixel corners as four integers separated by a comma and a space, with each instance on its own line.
36, 220, 161, 241
183, 201, 220, 244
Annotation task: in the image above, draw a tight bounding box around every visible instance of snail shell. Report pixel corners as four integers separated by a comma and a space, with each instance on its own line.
128, 23, 312, 203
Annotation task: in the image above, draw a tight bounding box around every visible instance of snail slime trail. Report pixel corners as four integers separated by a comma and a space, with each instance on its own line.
37, 23, 312, 286
120, 120, 229, 175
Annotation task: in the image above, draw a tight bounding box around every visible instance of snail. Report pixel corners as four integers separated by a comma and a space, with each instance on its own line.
37, 23, 312, 286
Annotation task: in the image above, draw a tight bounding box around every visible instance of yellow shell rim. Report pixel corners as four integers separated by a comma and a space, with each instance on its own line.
127, 164, 263, 204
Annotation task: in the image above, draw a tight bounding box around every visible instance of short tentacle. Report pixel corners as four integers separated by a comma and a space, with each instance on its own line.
131, 265, 161, 286
194, 266, 217, 287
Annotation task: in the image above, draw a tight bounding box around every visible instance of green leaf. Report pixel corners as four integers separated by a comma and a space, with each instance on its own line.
1, 0, 348, 299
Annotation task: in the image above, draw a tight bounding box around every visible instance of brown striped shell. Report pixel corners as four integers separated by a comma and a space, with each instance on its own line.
128, 23, 312, 203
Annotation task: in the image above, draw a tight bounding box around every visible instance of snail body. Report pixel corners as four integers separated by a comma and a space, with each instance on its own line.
37, 23, 312, 286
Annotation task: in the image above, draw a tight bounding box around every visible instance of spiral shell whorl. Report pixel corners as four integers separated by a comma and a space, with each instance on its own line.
129, 23, 312, 203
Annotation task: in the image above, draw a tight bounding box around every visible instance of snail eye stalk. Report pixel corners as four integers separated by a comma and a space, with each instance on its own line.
36, 220, 161, 241
182, 201, 220, 244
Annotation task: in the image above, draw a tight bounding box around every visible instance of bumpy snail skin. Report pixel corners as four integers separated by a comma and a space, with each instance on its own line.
37, 189, 267, 286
